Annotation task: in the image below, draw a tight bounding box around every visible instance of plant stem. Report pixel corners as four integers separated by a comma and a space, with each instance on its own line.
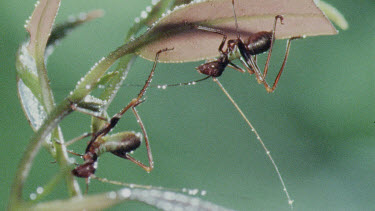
8, 101, 72, 210
9, 13, 191, 209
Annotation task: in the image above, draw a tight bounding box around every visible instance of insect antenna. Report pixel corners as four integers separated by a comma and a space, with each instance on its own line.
124, 76, 211, 89
91, 175, 206, 196
231, 0, 241, 39
213, 78, 294, 208
158, 76, 211, 87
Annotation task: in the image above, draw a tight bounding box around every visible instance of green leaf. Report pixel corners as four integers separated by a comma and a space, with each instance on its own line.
16, 43, 46, 131
16, 8, 103, 130
29, 188, 233, 211
47, 10, 104, 47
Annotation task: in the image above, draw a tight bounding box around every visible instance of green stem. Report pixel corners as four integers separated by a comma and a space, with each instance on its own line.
32, 166, 71, 203
34, 52, 54, 113
35, 37, 82, 197
8, 101, 72, 210
52, 128, 81, 197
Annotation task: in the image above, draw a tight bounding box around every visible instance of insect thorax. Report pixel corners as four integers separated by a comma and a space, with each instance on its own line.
227, 44, 241, 61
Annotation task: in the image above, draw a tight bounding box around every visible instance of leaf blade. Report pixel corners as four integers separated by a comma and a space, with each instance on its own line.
29, 188, 233, 211
137, 0, 338, 62
26, 0, 61, 58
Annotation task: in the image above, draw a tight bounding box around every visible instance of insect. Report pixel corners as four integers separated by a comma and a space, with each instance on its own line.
122, 4, 300, 206
67, 48, 173, 190
185, 0, 301, 207
190, 0, 301, 93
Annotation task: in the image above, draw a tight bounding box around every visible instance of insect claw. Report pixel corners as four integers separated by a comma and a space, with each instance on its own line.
275, 15, 284, 24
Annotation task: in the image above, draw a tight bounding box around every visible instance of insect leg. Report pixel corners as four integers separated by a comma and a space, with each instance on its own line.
228, 61, 246, 73
196, 26, 227, 53
85, 48, 173, 152
263, 36, 301, 92
261, 15, 284, 82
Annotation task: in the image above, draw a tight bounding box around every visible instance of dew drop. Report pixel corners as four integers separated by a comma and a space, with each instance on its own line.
68, 157, 76, 164
134, 17, 140, 23
68, 15, 75, 22
36, 187, 44, 194
188, 188, 199, 195
78, 12, 87, 21
120, 188, 131, 198
141, 11, 148, 19
200, 190, 207, 196
85, 84, 91, 90
107, 191, 117, 199
30, 193, 37, 200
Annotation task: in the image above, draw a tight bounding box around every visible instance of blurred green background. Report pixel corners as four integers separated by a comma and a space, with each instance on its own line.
1, 0, 374, 210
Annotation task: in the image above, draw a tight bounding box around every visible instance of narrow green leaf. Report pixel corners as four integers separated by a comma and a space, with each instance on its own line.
16, 8, 103, 130
47, 10, 104, 47
96, 0, 173, 108
16, 43, 46, 130
29, 188, 233, 211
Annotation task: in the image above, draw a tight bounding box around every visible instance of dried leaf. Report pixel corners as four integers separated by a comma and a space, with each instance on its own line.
137, 0, 338, 62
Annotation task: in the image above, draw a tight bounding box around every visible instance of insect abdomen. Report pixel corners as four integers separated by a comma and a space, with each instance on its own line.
246, 32, 272, 55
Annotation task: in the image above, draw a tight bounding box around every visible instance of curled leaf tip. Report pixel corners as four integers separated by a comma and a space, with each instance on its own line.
315, 0, 349, 30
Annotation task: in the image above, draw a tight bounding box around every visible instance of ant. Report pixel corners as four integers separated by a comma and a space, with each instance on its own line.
195, 0, 301, 93
66, 48, 173, 190
166, 0, 301, 207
